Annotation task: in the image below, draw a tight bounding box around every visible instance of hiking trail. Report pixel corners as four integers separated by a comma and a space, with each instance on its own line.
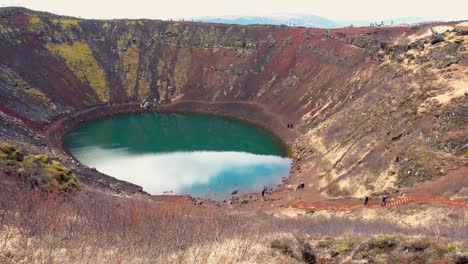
290, 195, 468, 211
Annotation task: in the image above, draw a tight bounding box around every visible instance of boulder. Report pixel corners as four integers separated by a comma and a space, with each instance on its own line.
271, 238, 316, 264
430, 35, 445, 45
453, 28, 468, 36
436, 57, 459, 69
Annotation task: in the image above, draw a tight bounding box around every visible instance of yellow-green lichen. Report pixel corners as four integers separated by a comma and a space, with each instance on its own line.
0, 66, 56, 108
120, 46, 140, 97
102, 21, 111, 30
27, 88, 53, 105
369, 235, 399, 250
1, 142, 80, 191
51, 18, 80, 32
47, 41, 109, 102
335, 239, 360, 253
0, 142, 22, 160
22, 155, 81, 190
138, 73, 152, 100
117, 32, 135, 47
164, 24, 181, 38
125, 20, 143, 26
440, 243, 460, 254
28, 15, 45, 32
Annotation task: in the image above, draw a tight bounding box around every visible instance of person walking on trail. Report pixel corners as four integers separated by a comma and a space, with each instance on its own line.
364, 196, 369, 206
261, 186, 267, 197
297, 182, 305, 191
381, 195, 387, 207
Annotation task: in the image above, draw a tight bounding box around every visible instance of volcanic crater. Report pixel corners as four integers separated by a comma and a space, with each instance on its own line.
0, 6, 467, 210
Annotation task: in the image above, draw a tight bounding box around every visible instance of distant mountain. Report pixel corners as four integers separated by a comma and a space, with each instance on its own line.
196, 14, 444, 29
197, 14, 340, 28
338, 17, 441, 27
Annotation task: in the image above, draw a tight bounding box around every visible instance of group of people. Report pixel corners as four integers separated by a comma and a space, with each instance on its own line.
233, 184, 390, 208
231, 186, 269, 197
364, 195, 388, 207
287, 123, 294, 128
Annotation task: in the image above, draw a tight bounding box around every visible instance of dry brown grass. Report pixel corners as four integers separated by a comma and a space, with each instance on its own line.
0, 188, 466, 263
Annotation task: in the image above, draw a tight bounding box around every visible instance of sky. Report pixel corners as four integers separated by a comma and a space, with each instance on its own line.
0, 0, 467, 22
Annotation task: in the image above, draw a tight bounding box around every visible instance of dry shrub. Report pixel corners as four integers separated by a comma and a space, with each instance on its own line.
0, 188, 466, 263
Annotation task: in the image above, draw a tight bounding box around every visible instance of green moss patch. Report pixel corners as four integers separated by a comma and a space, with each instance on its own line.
440, 243, 460, 254
369, 235, 399, 250
51, 18, 80, 32
22, 155, 80, 191
335, 238, 360, 254
47, 41, 109, 102
1, 141, 81, 192
28, 14, 45, 32
0, 142, 22, 161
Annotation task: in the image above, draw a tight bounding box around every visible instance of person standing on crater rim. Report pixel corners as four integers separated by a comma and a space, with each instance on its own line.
364, 196, 369, 206
381, 195, 387, 207
261, 186, 267, 197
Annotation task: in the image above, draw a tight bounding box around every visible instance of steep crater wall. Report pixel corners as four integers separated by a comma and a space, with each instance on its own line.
0, 7, 467, 198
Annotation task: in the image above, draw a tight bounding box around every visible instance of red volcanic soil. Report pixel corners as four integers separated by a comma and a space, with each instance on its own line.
290, 195, 468, 211
0, 107, 46, 131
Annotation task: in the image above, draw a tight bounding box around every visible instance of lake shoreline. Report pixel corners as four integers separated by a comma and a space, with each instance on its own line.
45, 100, 302, 197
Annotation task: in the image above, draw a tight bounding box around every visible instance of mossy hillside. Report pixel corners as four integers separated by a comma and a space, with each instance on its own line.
28, 14, 45, 32
440, 243, 461, 254
369, 234, 400, 250
46, 41, 109, 102
1, 142, 80, 191
0, 142, 22, 160
165, 23, 181, 38
51, 18, 80, 32
0, 65, 56, 109
27, 88, 55, 108
0, 65, 29, 88
334, 238, 360, 254
102, 21, 111, 30
117, 32, 135, 48
22, 155, 81, 191
28, 15, 80, 35
137, 72, 152, 100
270, 236, 467, 263
125, 20, 143, 26
116, 31, 151, 99
120, 46, 140, 97
395, 149, 449, 187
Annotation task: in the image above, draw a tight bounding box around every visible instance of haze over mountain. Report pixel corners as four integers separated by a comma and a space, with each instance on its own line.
198, 14, 452, 28
1, 0, 466, 22
198, 14, 340, 28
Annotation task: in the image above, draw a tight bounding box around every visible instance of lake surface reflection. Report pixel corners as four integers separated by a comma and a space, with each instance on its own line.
65, 113, 291, 198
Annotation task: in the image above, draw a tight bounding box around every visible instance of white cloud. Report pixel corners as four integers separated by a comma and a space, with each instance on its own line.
73, 147, 291, 196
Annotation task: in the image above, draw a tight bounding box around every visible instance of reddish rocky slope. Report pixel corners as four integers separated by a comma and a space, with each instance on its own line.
0, 7, 466, 199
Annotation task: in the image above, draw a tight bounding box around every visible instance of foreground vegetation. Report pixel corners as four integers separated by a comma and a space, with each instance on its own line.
0, 142, 80, 191
0, 141, 467, 263
0, 185, 466, 263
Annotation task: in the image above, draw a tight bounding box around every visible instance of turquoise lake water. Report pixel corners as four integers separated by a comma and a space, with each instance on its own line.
65, 112, 291, 198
